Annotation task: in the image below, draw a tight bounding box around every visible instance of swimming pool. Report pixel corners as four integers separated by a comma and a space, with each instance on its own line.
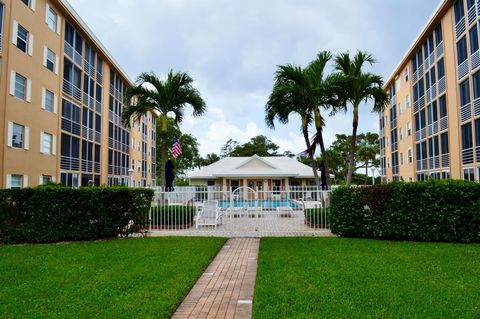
218, 200, 302, 210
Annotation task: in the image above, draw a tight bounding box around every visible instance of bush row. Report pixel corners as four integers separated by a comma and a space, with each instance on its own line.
329, 180, 480, 243
0, 187, 153, 244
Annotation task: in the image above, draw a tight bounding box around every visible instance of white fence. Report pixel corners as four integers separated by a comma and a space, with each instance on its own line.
148, 186, 332, 237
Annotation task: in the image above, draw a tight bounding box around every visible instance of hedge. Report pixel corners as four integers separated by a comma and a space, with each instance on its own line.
0, 187, 153, 244
330, 180, 480, 243
150, 206, 195, 227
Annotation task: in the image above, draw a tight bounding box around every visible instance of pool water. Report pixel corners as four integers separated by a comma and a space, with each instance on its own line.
218, 200, 302, 210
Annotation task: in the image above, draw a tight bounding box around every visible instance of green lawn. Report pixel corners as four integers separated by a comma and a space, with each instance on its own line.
254, 238, 480, 319
0, 237, 226, 319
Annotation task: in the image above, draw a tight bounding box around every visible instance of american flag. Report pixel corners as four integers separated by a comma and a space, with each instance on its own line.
171, 136, 182, 159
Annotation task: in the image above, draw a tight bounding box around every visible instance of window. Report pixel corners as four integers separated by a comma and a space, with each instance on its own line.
437, 58, 445, 79
406, 95, 411, 109
10, 175, 24, 189
40, 175, 52, 185
441, 132, 449, 154
16, 24, 29, 53
439, 95, 447, 118
11, 123, 24, 148
43, 89, 54, 112
405, 66, 409, 82
41, 132, 53, 154
473, 72, 480, 100
407, 121, 412, 136
454, 0, 465, 25
398, 102, 403, 115
46, 5, 57, 32
400, 152, 404, 165
464, 168, 475, 181
435, 23, 443, 46
408, 148, 413, 164
470, 25, 479, 54
45, 48, 56, 72
459, 79, 471, 107
14, 73, 26, 100
399, 127, 404, 140
462, 123, 473, 150
457, 36, 468, 65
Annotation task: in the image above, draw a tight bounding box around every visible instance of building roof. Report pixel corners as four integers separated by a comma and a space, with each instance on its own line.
188, 155, 319, 179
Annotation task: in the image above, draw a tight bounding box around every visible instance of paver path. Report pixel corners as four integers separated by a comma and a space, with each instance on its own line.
172, 238, 259, 319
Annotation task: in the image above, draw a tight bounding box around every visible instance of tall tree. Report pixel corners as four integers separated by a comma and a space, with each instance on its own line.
199, 153, 221, 167
265, 51, 341, 187
334, 51, 389, 185
219, 136, 281, 157
357, 132, 380, 184
122, 71, 206, 187
220, 139, 240, 158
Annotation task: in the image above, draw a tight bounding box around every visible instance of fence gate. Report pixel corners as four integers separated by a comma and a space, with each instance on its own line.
148, 186, 331, 237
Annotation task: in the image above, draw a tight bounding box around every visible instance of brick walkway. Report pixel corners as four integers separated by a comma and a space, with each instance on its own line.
172, 238, 259, 319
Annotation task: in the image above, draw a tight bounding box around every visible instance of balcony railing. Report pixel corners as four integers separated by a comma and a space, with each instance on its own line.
462, 148, 474, 165
391, 142, 398, 152
415, 127, 427, 142
390, 95, 396, 107
472, 50, 480, 70
64, 41, 82, 66
438, 76, 446, 94
440, 116, 448, 131
63, 79, 81, 101
456, 17, 466, 38
441, 153, 450, 168
476, 146, 480, 162
427, 122, 438, 136
417, 159, 428, 171
436, 42, 444, 59
95, 131, 101, 144
82, 160, 93, 173
468, 4, 477, 25
95, 99, 102, 113
83, 92, 95, 109
458, 59, 469, 80
428, 156, 440, 170
82, 126, 95, 142
60, 156, 80, 171
460, 103, 472, 122
61, 118, 81, 136
84, 59, 95, 76
474, 97, 480, 117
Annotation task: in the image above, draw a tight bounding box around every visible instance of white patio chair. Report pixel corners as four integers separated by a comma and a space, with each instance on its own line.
276, 206, 294, 218
196, 200, 222, 229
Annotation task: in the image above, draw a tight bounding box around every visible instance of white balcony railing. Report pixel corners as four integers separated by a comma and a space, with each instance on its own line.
456, 17, 466, 38
472, 50, 480, 70
460, 103, 472, 122
462, 148, 474, 164
468, 4, 477, 25
440, 116, 448, 131
458, 59, 469, 79
474, 97, 480, 117
441, 153, 450, 168
436, 42, 444, 59
63, 79, 81, 101
438, 76, 446, 94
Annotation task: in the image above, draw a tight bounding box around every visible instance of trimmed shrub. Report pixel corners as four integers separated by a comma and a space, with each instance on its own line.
330, 180, 480, 243
304, 208, 329, 228
0, 187, 153, 244
150, 206, 195, 228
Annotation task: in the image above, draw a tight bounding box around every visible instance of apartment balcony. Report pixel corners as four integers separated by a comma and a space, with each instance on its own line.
440, 116, 448, 131
81, 160, 93, 173
82, 125, 95, 142
474, 97, 480, 117
436, 42, 444, 59
416, 159, 428, 171
426, 84, 437, 104
427, 122, 439, 136
415, 127, 427, 142
381, 148, 386, 156
468, 3, 478, 25
110, 83, 115, 96
424, 52, 435, 70
97, 71, 103, 83
476, 146, 480, 162
458, 59, 469, 80
462, 148, 474, 165
438, 76, 446, 94
460, 103, 472, 122
61, 118, 81, 136
455, 17, 466, 38
84, 59, 95, 77
61, 156, 80, 171
95, 131, 101, 144
94, 162, 100, 174
441, 153, 450, 168
83, 92, 95, 109
428, 156, 440, 170
391, 142, 398, 152
95, 99, 102, 113
64, 41, 82, 66
390, 95, 396, 107
63, 79, 82, 101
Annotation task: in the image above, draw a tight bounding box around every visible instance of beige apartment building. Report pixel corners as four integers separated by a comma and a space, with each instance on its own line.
381, 0, 480, 183
0, 0, 156, 188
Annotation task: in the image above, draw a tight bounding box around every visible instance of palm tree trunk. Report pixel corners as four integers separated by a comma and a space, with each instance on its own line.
302, 118, 321, 187
346, 105, 359, 185
314, 108, 329, 188
159, 115, 168, 188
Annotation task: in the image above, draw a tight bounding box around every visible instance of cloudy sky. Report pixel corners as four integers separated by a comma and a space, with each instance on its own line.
69, 0, 439, 156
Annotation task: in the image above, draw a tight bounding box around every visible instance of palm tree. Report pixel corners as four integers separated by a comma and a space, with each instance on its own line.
334, 51, 389, 185
122, 71, 206, 187
265, 51, 341, 188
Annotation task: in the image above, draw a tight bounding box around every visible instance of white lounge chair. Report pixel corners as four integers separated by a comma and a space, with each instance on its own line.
276, 206, 294, 218
196, 200, 222, 229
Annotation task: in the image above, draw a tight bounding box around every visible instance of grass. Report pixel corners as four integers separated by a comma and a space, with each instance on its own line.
254, 238, 480, 319
0, 237, 226, 319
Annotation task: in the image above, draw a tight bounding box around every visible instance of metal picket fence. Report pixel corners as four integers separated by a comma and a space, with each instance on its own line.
148, 186, 332, 237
